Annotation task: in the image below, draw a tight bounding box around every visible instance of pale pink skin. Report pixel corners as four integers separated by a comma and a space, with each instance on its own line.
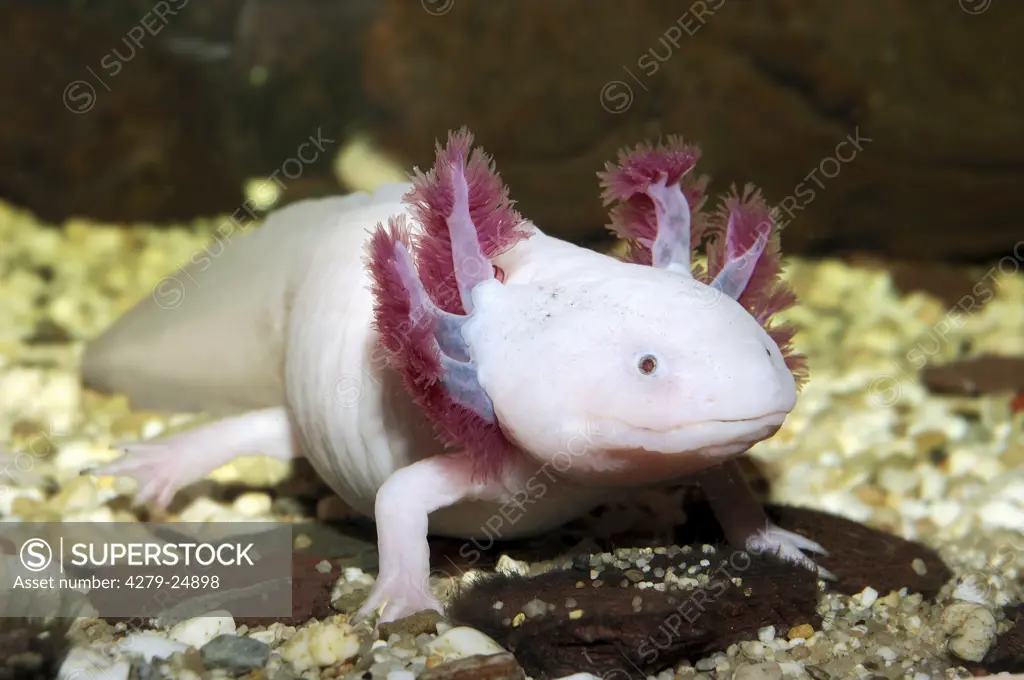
80, 182, 828, 625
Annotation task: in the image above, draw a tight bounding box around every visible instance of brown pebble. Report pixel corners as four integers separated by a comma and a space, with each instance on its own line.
9, 419, 47, 441
854, 485, 887, 507
788, 623, 815, 640
420, 652, 526, 680
425, 655, 445, 669
378, 609, 444, 639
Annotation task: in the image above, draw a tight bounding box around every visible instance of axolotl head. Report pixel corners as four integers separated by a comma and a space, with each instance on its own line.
368, 130, 806, 485
463, 256, 798, 485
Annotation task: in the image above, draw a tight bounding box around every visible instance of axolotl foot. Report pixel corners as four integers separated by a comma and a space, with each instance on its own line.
353, 453, 506, 626
746, 523, 837, 581
698, 460, 837, 581
355, 568, 443, 624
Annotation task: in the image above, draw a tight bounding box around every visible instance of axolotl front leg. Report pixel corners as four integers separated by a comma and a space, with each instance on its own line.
698, 459, 834, 578
356, 155, 531, 623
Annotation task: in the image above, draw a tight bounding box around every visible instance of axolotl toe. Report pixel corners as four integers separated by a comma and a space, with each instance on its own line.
80, 128, 829, 624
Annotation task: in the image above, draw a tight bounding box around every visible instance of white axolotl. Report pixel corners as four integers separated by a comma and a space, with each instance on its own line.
82, 128, 831, 623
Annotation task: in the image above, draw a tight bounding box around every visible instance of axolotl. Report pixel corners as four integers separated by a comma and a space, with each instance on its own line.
81, 128, 830, 623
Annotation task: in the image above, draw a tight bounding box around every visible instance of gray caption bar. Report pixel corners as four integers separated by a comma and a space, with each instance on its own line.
0, 522, 293, 618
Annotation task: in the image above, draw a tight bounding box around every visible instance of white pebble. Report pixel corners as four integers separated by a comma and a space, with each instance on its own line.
757, 625, 775, 643
167, 612, 235, 648
928, 500, 961, 528
427, 626, 506, 658
980, 499, 1024, 531
494, 554, 530, 575
118, 632, 189, 662
953, 576, 991, 606
732, 662, 783, 680
940, 601, 998, 662
231, 491, 273, 517
851, 586, 879, 609
386, 672, 417, 680
279, 618, 360, 671
58, 647, 130, 680
178, 497, 235, 522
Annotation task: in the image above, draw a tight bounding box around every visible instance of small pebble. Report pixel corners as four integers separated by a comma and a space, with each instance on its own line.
940, 601, 997, 662
118, 632, 189, 662
419, 652, 525, 680
427, 626, 505, 659
387, 671, 417, 680
732, 661, 783, 680
851, 586, 879, 609
200, 634, 270, 673
57, 647, 130, 680
278, 617, 360, 671
167, 613, 235, 649
787, 623, 814, 640
231, 491, 272, 517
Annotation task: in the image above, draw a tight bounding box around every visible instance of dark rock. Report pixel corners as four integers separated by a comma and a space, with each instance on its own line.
200, 634, 270, 674
420, 652, 526, 680
922, 355, 1024, 397
364, 0, 1024, 263
378, 609, 444, 639
764, 505, 952, 600
0, 1, 376, 227
444, 500, 951, 680
447, 546, 820, 680
0, 6, 245, 225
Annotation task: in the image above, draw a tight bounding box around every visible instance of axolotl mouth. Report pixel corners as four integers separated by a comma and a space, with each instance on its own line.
560, 411, 788, 485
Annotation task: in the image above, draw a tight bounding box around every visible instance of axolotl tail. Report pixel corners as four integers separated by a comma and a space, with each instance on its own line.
81, 183, 414, 415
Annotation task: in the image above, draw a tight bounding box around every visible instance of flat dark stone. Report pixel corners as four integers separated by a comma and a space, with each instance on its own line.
764, 505, 952, 599
444, 501, 952, 680
922, 355, 1024, 397
447, 547, 819, 680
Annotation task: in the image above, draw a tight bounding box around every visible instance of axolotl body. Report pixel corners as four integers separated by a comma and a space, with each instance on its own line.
82, 129, 829, 623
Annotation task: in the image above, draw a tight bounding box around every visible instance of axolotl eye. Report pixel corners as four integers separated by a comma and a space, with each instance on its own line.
637, 354, 658, 375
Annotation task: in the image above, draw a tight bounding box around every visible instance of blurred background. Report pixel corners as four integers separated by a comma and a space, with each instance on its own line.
2, 0, 1020, 263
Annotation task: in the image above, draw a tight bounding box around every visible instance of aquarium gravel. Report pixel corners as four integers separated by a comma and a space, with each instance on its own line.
0, 198, 1023, 680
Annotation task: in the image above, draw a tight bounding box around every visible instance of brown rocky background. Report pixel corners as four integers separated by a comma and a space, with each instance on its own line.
3, 0, 1021, 263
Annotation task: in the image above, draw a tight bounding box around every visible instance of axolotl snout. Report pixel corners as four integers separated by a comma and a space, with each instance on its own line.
81, 128, 827, 623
